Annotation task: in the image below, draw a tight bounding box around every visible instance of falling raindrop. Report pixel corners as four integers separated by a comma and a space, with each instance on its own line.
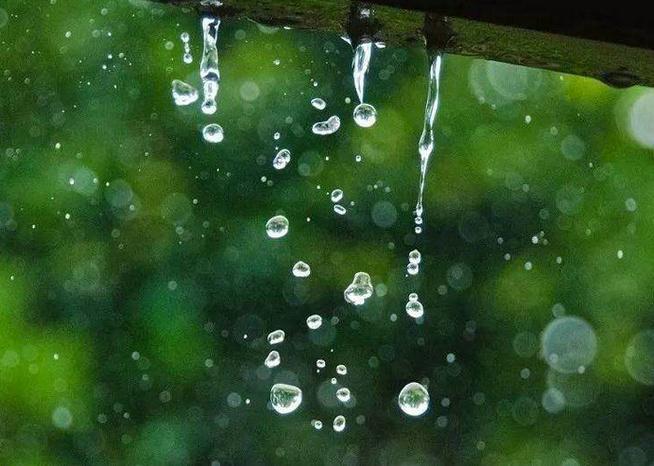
200, 16, 221, 115
265, 350, 280, 368
266, 215, 289, 239
202, 123, 224, 143
272, 149, 291, 170
306, 314, 323, 330
333, 204, 347, 215
336, 387, 351, 403
352, 40, 377, 127
171, 80, 199, 106
311, 97, 326, 110
267, 329, 285, 345
344, 272, 374, 306
353, 103, 377, 128
311, 419, 323, 430
398, 382, 430, 416
415, 52, 444, 234
409, 249, 421, 264
330, 189, 343, 203
270, 383, 302, 414
407, 263, 419, 276
316, 359, 326, 369
292, 261, 311, 277
405, 293, 424, 319
333, 415, 346, 432
312, 116, 341, 135
336, 364, 347, 375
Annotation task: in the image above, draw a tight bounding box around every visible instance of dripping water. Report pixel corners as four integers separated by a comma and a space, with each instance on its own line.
200, 16, 221, 115
352, 41, 377, 127
414, 52, 444, 234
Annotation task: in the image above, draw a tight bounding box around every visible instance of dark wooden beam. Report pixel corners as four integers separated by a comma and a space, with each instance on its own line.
153, 0, 654, 88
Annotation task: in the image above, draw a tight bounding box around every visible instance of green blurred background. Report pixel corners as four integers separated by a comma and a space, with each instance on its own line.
1, 0, 654, 465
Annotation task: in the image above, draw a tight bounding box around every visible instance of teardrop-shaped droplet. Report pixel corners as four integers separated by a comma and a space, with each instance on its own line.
292, 261, 311, 277
312, 115, 340, 135
265, 350, 280, 368
306, 314, 322, 330
267, 329, 285, 345
398, 382, 429, 416
353, 103, 377, 128
336, 387, 351, 403
171, 79, 199, 106
202, 123, 224, 143
344, 272, 373, 306
311, 98, 326, 110
266, 215, 289, 239
270, 383, 302, 415
330, 189, 343, 203
405, 293, 424, 319
273, 149, 291, 170
333, 415, 346, 432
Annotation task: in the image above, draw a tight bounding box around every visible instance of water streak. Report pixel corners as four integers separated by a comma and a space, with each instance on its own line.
414, 52, 444, 234
352, 41, 377, 127
200, 16, 221, 115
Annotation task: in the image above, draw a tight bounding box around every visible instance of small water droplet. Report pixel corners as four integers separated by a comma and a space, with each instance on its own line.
332, 415, 346, 432
353, 103, 377, 127
336, 364, 347, 375
273, 149, 291, 169
316, 359, 326, 369
265, 350, 280, 368
311, 98, 326, 110
312, 115, 340, 135
202, 123, 224, 143
266, 215, 289, 239
267, 329, 285, 345
292, 261, 311, 277
408, 249, 421, 265
333, 204, 347, 215
407, 263, 419, 275
330, 189, 343, 203
405, 293, 424, 319
171, 80, 199, 106
336, 387, 351, 403
270, 383, 302, 414
398, 382, 430, 416
344, 272, 373, 306
306, 314, 322, 330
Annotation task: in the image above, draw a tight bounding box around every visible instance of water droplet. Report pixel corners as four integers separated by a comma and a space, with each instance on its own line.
312, 116, 340, 135
266, 215, 289, 239
407, 263, 419, 275
306, 314, 322, 330
408, 249, 421, 264
200, 16, 221, 114
311, 98, 326, 110
265, 350, 280, 368
180, 31, 193, 63
405, 294, 424, 319
344, 272, 373, 306
330, 189, 343, 203
333, 204, 347, 215
270, 383, 302, 414
336, 364, 347, 375
292, 261, 311, 277
311, 419, 323, 430
202, 123, 224, 143
332, 415, 346, 432
316, 359, 326, 369
353, 103, 377, 127
267, 329, 285, 345
171, 80, 199, 106
336, 387, 351, 403
273, 149, 291, 170
398, 382, 430, 416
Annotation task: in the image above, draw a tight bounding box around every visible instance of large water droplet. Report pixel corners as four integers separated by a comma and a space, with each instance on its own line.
273, 149, 291, 170
312, 116, 340, 135
171, 80, 199, 106
330, 189, 343, 203
336, 387, 351, 403
353, 103, 377, 127
292, 261, 311, 277
267, 329, 285, 345
202, 123, 224, 143
405, 293, 424, 319
266, 215, 289, 239
311, 97, 326, 110
265, 350, 280, 368
333, 415, 346, 432
270, 383, 302, 414
344, 272, 373, 306
398, 382, 430, 416
306, 314, 322, 330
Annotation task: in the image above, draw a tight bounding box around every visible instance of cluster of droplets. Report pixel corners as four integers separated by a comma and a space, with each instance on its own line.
180, 31, 192, 64
405, 293, 424, 319
406, 249, 421, 275
398, 382, 430, 416
330, 188, 347, 215
352, 40, 377, 128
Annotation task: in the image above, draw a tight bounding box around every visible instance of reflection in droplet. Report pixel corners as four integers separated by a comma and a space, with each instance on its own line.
265, 350, 280, 368
292, 261, 311, 277
267, 329, 285, 345
266, 215, 289, 239
344, 272, 374, 306
398, 382, 430, 416
270, 383, 302, 414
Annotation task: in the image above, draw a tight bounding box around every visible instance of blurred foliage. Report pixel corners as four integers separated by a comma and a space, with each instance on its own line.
1, 0, 654, 465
